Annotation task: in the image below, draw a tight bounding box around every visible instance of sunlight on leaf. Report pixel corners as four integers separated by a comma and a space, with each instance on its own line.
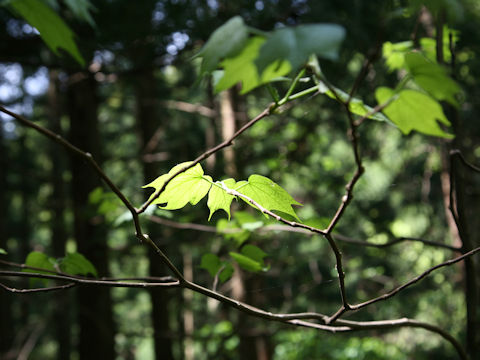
208, 179, 236, 220
235, 175, 302, 221
215, 36, 291, 94
405, 52, 461, 106
375, 87, 453, 138
143, 162, 212, 210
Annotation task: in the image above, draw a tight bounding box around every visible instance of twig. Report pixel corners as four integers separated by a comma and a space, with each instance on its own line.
0, 281, 76, 293
0, 271, 181, 289
350, 246, 480, 310
136, 104, 275, 213
451, 149, 480, 173
0, 104, 185, 281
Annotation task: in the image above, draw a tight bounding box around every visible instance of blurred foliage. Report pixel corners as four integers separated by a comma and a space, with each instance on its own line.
1, 0, 479, 359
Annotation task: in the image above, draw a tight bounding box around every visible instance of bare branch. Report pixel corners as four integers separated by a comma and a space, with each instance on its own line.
0, 270, 180, 289
350, 246, 480, 310
451, 149, 480, 173
136, 104, 275, 213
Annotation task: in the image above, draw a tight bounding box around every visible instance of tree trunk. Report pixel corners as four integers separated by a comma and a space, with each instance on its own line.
67, 72, 116, 360
0, 122, 15, 358
135, 68, 174, 360
48, 70, 72, 360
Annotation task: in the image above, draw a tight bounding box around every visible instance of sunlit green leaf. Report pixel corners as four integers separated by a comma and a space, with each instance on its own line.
382, 41, 413, 72
405, 52, 461, 106
0, 248, 6, 255
60, 252, 98, 277
375, 87, 453, 138
235, 175, 302, 221
197, 16, 248, 74
9, 0, 85, 65
215, 36, 291, 94
255, 24, 345, 74
143, 162, 212, 210
208, 178, 236, 220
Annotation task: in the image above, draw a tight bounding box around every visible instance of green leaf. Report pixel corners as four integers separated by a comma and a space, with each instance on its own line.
200, 254, 234, 283
319, 82, 391, 122
382, 41, 413, 72
197, 16, 248, 74
405, 52, 461, 106
229, 245, 269, 273
9, 0, 85, 66
143, 162, 212, 210
59, 252, 98, 277
0, 248, 6, 255
24, 251, 56, 286
24, 251, 56, 273
64, 0, 96, 27
215, 36, 291, 94
208, 178, 236, 220
255, 24, 345, 74
218, 263, 234, 283
216, 219, 250, 245
375, 87, 453, 138
235, 175, 302, 221
200, 253, 221, 277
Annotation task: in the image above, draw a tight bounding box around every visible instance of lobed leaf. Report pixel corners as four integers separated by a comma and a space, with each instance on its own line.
375, 87, 453, 138
405, 52, 461, 107
143, 162, 212, 210
235, 175, 302, 221
208, 179, 236, 220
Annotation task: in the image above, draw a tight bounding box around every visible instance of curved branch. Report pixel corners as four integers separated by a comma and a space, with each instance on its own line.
350, 246, 480, 310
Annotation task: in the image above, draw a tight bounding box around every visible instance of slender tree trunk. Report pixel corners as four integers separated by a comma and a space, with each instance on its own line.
0, 124, 15, 358
434, 13, 479, 357
67, 72, 116, 360
135, 68, 174, 360
48, 70, 72, 360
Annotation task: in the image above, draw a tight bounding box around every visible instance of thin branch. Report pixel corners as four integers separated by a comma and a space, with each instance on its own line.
0, 105, 185, 281
0, 281, 76, 293
161, 100, 217, 118
146, 217, 461, 251
350, 245, 480, 310
333, 233, 461, 252
136, 104, 275, 213
451, 149, 480, 173
0, 271, 181, 289
0, 105, 142, 236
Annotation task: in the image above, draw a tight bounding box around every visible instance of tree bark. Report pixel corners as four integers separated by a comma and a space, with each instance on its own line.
48, 70, 72, 360
67, 72, 116, 360
0, 121, 15, 358
135, 68, 174, 360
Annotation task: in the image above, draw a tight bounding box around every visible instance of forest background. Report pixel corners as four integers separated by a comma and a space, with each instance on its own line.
0, 0, 480, 359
